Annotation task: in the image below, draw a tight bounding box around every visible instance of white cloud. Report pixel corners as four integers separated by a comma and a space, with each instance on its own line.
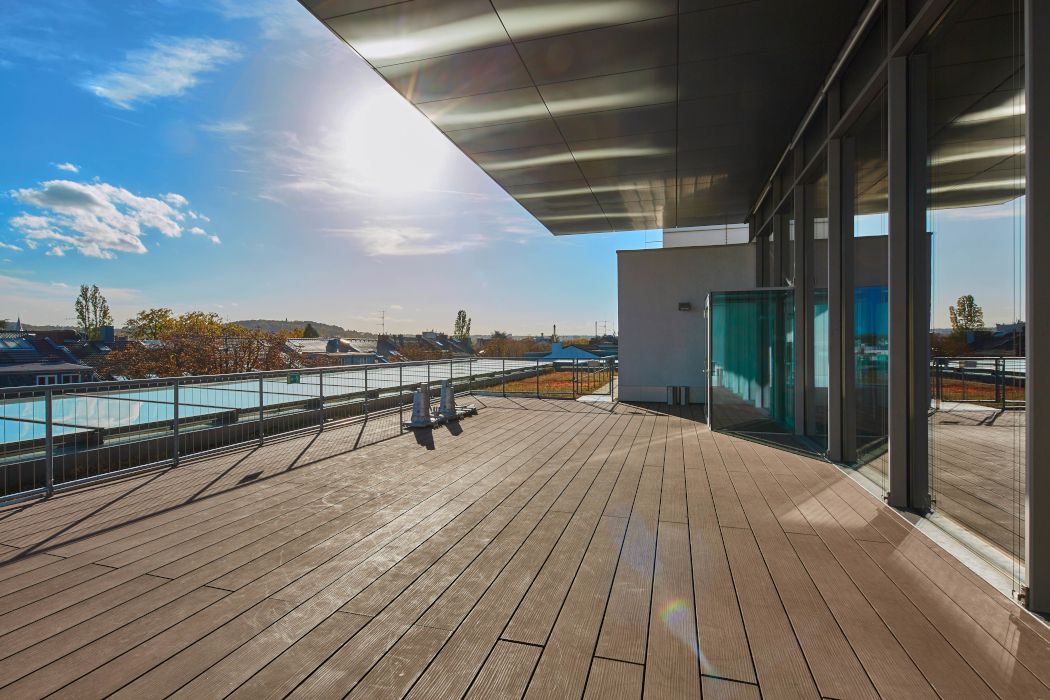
328, 225, 485, 257
209, 235, 222, 245
189, 226, 206, 235
54, 162, 79, 173
82, 36, 241, 109
0, 242, 21, 252
45, 245, 68, 257
9, 178, 216, 259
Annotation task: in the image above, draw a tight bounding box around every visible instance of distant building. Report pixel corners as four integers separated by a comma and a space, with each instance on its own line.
285, 337, 381, 365
530, 342, 601, 360
0, 331, 95, 387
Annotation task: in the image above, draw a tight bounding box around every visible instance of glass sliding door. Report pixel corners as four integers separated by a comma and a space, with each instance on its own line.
923, 0, 1026, 581
848, 91, 890, 486
709, 289, 795, 438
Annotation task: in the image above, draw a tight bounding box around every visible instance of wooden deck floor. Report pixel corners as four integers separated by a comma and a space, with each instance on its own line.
0, 397, 1048, 699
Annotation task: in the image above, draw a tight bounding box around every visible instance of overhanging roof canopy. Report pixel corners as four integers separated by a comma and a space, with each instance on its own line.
301, 0, 867, 234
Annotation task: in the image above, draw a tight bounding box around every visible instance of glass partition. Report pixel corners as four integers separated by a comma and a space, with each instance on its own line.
708, 289, 795, 437
848, 91, 890, 486
805, 166, 830, 449
923, 0, 1026, 583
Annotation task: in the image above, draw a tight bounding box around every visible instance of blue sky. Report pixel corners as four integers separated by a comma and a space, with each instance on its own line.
0, 0, 652, 335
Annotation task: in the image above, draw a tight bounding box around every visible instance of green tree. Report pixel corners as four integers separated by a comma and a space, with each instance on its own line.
124, 308, 175, 340
302, 323, 320, 338
948, 294, 985, 333
74, 284, 113, 340
491, 330, 509, 340
0, 319, 6, 331
453, 310, 471, 341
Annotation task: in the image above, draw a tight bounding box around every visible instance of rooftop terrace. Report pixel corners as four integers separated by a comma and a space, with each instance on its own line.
0, 396, 1047, 699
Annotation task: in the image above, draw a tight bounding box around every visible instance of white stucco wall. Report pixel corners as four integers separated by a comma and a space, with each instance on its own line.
617, 243, 756, 403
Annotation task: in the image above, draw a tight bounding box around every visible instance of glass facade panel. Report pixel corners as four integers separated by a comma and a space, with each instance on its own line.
924, 0, 1026, 579
709, 289, 795, 436
805, 166, 830, 449
849, 92, 889, 483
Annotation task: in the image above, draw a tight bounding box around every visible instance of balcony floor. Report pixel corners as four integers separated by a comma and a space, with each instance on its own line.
0, 397, 1048, 699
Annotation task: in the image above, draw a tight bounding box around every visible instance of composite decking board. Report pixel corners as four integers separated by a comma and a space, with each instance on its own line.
209, 410, 571, 594
727, 466, 878, 698
700, 676, 762, 699
602, 415, 658, 518
593, 462, 662, 664
348, 623, 451, 700
0, 398, 1046, 699
720, 526, 821, 699
860, 538, 1050, 697
340, 412, 614, 618
0, 573, 169, 661
267, 411, 620, 698
780, 474, 999, 699
522, 515, 629, 700
642, 520, 701, 700
503, 415, 643, 646
583, 657, 643, 700
220, 611, 372, 700
12, 411, 575, 696
464, 639, 541, 700
0, 585, 228, 697
681, 417, 757, 685
787, 532, 937, 698
91, 597, 297, 700
658, 416, 688, 524
414, 413, 622, 631
0, 406, 512, 551
290, 510, 574, 699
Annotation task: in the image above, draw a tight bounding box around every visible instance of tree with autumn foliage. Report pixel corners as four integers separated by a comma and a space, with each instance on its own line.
101, 311, 302, 378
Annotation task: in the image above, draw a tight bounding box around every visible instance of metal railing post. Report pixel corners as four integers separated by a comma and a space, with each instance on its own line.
258, 374, 265, 446
172, 379, 180, 467
363, 366, 368, 417
45, 387, 54, 496
610, 359, 614, 399
399, 364, 404, 433
318, 369, 325, 431
536, 359, 540, 397
502, 359, 506, 397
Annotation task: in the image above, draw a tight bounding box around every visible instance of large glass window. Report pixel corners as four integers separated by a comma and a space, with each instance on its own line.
848, 91, 889, 485
805, 164, 829, 449
924, 0, 1026, 580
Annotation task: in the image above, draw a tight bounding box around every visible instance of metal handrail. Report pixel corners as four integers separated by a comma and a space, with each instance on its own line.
0, 356, 617, 507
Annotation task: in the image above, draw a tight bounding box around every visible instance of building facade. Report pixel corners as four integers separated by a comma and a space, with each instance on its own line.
300, 0, 1048, 611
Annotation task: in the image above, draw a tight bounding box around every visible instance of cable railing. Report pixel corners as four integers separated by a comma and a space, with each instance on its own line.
0, 356, 616, 506
930, 356, 1026, 409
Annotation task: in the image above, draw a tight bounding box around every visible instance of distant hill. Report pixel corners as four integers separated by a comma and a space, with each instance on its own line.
235, 319, 376, 338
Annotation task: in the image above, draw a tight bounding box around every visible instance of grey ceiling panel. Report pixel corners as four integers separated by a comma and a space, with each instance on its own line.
515, 16, 676, 85
302, 0, 869, 234
556, 103, 676, 142
490, 0, 677, 41
326, 0, 506, 67
445, 118, 564, 154
380, 45, 533, 103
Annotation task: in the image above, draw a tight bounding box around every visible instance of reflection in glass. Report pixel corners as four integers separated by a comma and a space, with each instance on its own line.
805, 167, 829, 448
924, 0, 1026, 581
849, 92, 889, 483
709, 289, 795, 437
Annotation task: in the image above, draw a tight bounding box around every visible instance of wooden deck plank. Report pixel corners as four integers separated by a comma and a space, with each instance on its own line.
464, 641, 541, 700
0, 398, 1046, 700
721, 526, 820, 699
523, 515, 628, 700
583, 657, 642, 700
643, 520, 701, 699
701, 676, 761, 700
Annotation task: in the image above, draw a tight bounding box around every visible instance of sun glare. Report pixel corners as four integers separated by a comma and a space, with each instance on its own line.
343, 93, 449, 197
